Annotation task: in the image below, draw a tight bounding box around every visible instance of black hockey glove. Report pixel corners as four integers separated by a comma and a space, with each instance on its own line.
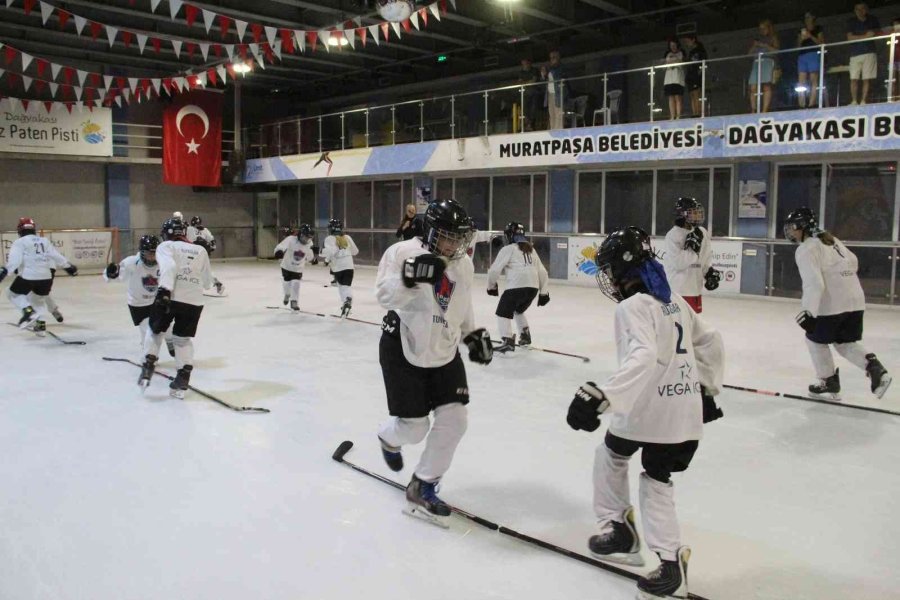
463, 328, 493, 365
63, 264, 78, 276
704, 267, 721, 291
487, 286, 499, 297
567, 382, 610, 432
701, 386, 724, 424
402, 254, 446, 288
795, 310, 817, 334
154, 288, 172, 313
537, 294, 550, 307
105, 263, 120, 279
0, 267, 6, 283
274, 249, 285, 259
684, 228, 704, 253
209, 240, 217, 252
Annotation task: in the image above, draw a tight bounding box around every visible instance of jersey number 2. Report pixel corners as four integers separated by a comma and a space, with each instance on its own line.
674, 323, 687, 355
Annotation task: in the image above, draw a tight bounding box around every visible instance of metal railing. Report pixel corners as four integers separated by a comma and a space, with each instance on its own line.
111, 123, 236, 160
244, 33, 899, 159
118, 227, 254, 259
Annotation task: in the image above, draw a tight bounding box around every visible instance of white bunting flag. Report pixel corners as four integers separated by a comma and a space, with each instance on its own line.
151, 78, 161, 94
369, 24, 380, 46
202, 9, 216, 33
104, 75, 114, 89
114, 96, 122, 108
94, 98, 103, 108
49, 82, 58, 97
74, 86, 83, 100
128, 77, 139, 92
235, 20, 248, 41
429, 2, 441, 20
318, 29, 330, 52
346, 29, 355, 49
391, 21, 401, 39
410, 11, 420, 30
22, 76, 32, 92
74, 15, 87, 35
150, 0, 162, 12
294, 30, 306, 53
225, 44, 234, 59
136, 33, 148, 54
77, 69, 88, 86
169, 0, 183, 20
171, 39, 182, 58
265, 26, 278, 47
20, 52, 33, 72
197, 72, 207, 87
216, 65, 227, 82
200, 43, 209, 61
51, 62, 61, 80
272, 42, 282, 60
40, 1, 54, 25
106, 25, 118, 47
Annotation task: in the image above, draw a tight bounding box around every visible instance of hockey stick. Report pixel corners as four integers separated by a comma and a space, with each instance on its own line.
267, 306, 381, 328
101, 357, 271, 413
724, 383, 900, 417
47, 330, 86, 345
491, 338, 590, 363
331, 441, 711, 600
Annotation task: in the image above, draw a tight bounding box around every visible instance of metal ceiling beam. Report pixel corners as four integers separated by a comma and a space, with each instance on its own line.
576, 0, 631, 16
515, 7, 574, 27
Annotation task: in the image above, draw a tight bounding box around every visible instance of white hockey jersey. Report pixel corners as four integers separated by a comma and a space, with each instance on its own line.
187, 226, 215, 246
466, 230, 497, 257
663, 226, 712, 297
795, 235, 866, 317
4, 234, 70, 280
275, 236, 315, 273
321, 234, 359, 272
375, 238, 477, 368
156, 240, 213, 306
601, 293, 725, 444
104, 253, 159, 307
487, 243, 549, 293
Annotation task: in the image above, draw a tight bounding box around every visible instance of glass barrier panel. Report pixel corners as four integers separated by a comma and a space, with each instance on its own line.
374, 180, 405, 230
345, 181, 373, 229
848, 246, 894, 305
455, 91, 486, 139
278, 121, 298, 156
824, 162, 897, 242
367, 106, 393, 148
488, 88, 518, 136
320, 114, 343, 151
770, 243, 801, 300
345, 110, 369, 149
393, 103, 420, 145
298, 118, 318, 154
703, 54, 759, 118
422, 97, 454, 141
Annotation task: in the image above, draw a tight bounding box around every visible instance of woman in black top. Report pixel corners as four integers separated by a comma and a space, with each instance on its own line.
396, 204, 424, 240
683, 34, 708, 117
796, 12, 825, 108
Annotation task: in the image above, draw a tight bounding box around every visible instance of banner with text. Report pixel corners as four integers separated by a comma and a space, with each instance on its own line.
0, 100, 112, 157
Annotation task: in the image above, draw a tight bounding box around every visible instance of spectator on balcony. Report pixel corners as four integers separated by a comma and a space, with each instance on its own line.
748, 19, 780, 113
396, 204, 424, 241
683, 34, 708, 117
797, 12, 826, 109
663, 38, 686, 120
541, 50, 568, 130
846, 3, 880, 106
518, 57, 541, 131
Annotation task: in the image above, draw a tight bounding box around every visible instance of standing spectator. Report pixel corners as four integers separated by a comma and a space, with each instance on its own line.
683, 34, 708, 117
797, 12, 826, 108
663, 38, 686, 120
541, 50, 568, 130
518, 57, 541, 131
846, 3, 880, 105
396, 204, 424, 240
748, 19, 780, 113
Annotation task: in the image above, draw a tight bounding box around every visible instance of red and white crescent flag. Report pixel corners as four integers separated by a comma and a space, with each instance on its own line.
163, 91, 222, 187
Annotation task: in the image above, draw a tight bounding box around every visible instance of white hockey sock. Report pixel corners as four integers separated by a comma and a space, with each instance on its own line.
514, 312, 529, 333
593, 443, 632, 523
31, 292, 57, 312
291, 279, 301, 302
378, 416, 430, 448
415, 403, 467, 482
282, 280, 291, 297
30, 294, 48, 320
834, 342, 870, 371
8, 290, 30, 311
497, 316, 513, 339
805, 338, 836, 379
137, 318, 151, 346
339, 285, 352, 303
639, 472, 681, 562
143, 331, 164, 358
172, 336, 194, 370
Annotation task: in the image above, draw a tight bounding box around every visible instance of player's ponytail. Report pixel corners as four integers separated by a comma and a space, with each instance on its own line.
816, 230, 836, 247
517, 241, 534, 254
336, 235, 349, 250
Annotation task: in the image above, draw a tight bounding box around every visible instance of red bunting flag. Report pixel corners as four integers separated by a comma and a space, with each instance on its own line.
35, 80, 45, 93
359, 27, 367, 47
186, 42, 197, 58
21, 99, 30, 112
163, 90, 223, 187
402, 19, 411, 32
207, 67, 217, 86
151, 38, 162, 53
44, 101, 54, 114
280, 28, 294, 53
23, 0, 36, 17
218, 15, 232, 39
212, 44, 222, 57
90, 73, 101, 87
90, 22, 103, 40
420, 8, 428, 27
36, 59, 49, 77
62, 67, 75, 84
306, 31, 317, 51
58, 10, 71, 30
4, 46, 17, 65
250, 23, 263, 43
185, 4, 200, 27
380, 22, 389, 41
122, 31, 133, 48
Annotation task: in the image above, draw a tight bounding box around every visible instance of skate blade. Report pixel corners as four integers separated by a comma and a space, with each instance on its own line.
874, 374, 892, 399
635, 589, 688, 600
590, 550, 646, 567
402, 504, 450, 529
34, 330, 46, 337
169, 389, 186, 399
808, 392, 842, 402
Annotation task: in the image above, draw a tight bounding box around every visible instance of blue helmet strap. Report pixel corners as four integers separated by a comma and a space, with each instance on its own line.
625, 258, 671, 304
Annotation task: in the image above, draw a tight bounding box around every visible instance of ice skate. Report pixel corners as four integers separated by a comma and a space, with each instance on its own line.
290, 300, 300, 312
403, 474, 450, 528
494, 335, 516, 356
808, 368, 841, 401
283, 294, 289, 306
169, 365, 192, 399
518, 327, 532, 347
213, 280, 225, 295
138, 355, 158, 390
340, 298, 352, 319
51, 308, 64, 323
636, 546, 690, 600
378, 436, 403, 472
18, 306, 37, 328
32, 320, 47, 337
589, 506, 645, 566
166, 340, 176, 358
866, 354, 892, 399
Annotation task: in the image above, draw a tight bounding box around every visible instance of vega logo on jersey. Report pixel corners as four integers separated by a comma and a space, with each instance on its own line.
293, 248, 306, 261
433, 273, 456, 312
141, 275, 159, 292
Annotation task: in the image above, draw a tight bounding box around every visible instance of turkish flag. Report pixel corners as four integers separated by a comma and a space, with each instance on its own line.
163, 91, 222, 187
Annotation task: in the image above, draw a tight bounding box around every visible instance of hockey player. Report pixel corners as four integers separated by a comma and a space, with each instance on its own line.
662, 197, 719, 313
104, 235, 160, 345
566, 226, 724, 600
375, 198, 493, 527
0, 217, 77, 335
138, 217, 213, 399
321, 219, 359, 317
187, 216, 224, 296
274, 224, 315, 311
29, 269, 64, 322
487, 222, 550, 354
784, 208, 891, 400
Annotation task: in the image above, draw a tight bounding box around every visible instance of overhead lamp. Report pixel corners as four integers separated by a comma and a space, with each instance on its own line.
327, 36, 350, 47
232, 62, 252, 74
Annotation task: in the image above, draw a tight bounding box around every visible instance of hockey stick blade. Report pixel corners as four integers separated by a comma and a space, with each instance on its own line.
490, 338, 590, 363
47, 330, 87, 345
102, 357, 270, 413
332, 440, 354, 462
724, 383, 900, 417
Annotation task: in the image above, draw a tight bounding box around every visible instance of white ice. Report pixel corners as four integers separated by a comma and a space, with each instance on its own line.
1, 261, 898, 600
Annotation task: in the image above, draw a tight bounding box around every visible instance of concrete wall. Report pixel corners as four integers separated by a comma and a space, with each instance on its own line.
0, 159, 106, 229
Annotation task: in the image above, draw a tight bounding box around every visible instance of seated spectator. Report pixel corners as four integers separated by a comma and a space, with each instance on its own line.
797, 12, 825, 108
846, 2, 880, 105
748, 19, 780, 113
683, 34, 708, 117
663, 38, 686, 120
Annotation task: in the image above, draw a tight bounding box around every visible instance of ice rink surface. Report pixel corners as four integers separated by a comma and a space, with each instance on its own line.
1, 259, 898, 600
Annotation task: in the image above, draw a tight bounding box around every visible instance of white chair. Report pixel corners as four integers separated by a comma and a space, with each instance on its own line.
592, 89, 623, 126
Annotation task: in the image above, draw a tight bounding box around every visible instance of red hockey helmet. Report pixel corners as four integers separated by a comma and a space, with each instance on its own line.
17, 217, 36, 236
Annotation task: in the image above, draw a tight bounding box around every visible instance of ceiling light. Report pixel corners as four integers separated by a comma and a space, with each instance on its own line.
232, 62, 252, 74
327, 36, 350, 47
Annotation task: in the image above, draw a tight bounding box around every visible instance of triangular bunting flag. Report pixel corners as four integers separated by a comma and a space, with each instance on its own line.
74, 86, 83, 100
225, 44, 234, 59
175, 77, 187, 92
22, 76, 32, 92
150, 0, 162, 13
106, 25, 118, 47
401, 19, 411, 33
104, 75, 113, 89
21, 53, 33, 72
44, 101, 53, 114
49, 82, 58, 97
280, 28, 293, 53
272, 42, 282, 61
36, 58, 48, 77
294, 30, 305, 53
84, 87, 93, 103
58, 9, 70, 29
381, 22, 390, 41
21, 99, 30, 112
391, 21, 401, 39
429, 2, 440, 20
369, 24, 380, 46
250, 23, 263, 44
199, 43, 209, 61
94, 98, 103, 108
184, 4, 199, 27
202, 9, 216, 33
89, 22, 103, 40
265, 26, 278, 47
171, 39, 182, 58
410, 12, 419, 30
75, 101, 83, 112
306, 31, 318, 51
212, 44, 222, 57
207, 67, 217, 86
235, 19, 248, 41
318, 29, 330, 52
116, 76, 126, 90
216, 65, 226, 83
248, 43, 259, 57
218, 15, 232, 39
186, 42, 196, 58
151, 78, 161, 94
4, 46, 16, 66
197, 72, 207, 87
359, 27, 367, 48
346, 28, 355, 49
169, 0, 183, 20
449, 0, 456, 8
39, 1, 54, 25
151, 38, 162, 53
34, 79, 45, 93
74, 15, 87, 35
253, 49, 266, 68
353, 16, 362, 27
23, 0, 36, 16
114, 96, 122, 108
420, 7, 428, 27
136, 33, 148, 54
122, 31, 133, 48
51, 62, 62, 80
128, 77, 139, 92
77, 69, 88, 86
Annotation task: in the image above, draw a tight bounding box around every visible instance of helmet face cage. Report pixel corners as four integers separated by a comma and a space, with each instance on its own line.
161, 218, 186, 241
190, 216, 202, 227
675, 198, 705, 226
784, 208, 817, 243
139, 235, 159, 264
17, 218, 36, 236
328, 219, 343, 235
595, 263, 624, 303
425, 226, 474, 261
504, 222, 526, 245
297, 224, 312, 243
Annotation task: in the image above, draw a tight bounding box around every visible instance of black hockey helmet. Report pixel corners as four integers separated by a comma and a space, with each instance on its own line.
674, 197, 705, 227
190, 215, 202, 228
594, 226, 653, 303
783, 207, 818, 243
297, 223, 313, 242
161, 217, 187, 241
139, 234, 160, 264
504, 222, 527, 245
423, 198, 473, 261
17, 217, 36, 237
328, 219, 343, 235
